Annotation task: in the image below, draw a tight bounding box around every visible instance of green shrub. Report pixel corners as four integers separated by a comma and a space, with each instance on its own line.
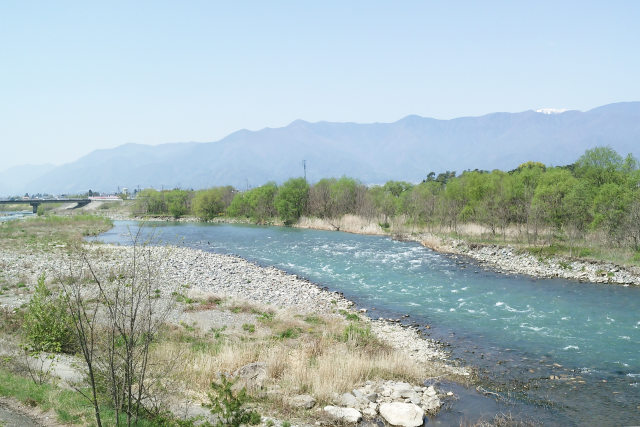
23, 274, 76, 354
257, 311, 275, 323
277, 327, 301, 339
303, 315, 324, 325
558, 261, 572, 270
341, 323, 372, 344
242, 323, 255, 333
206, 376, 261, 426
578, 248, 594, 257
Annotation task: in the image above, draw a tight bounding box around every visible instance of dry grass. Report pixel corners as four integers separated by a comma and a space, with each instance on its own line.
297, 215, 385, 235
151, 301, 438, 417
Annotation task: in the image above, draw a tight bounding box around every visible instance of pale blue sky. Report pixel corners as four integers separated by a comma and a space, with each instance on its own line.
1, 1, 639, 170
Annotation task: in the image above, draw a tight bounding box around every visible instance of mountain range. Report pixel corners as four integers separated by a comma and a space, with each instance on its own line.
2, 102, 640, 196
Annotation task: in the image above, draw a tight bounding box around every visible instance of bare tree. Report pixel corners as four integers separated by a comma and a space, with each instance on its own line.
60, 227, 176, 426
59, 259, 104, 427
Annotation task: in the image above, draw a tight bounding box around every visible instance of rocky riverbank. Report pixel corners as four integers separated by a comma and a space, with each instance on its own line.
415, 236, 640, 286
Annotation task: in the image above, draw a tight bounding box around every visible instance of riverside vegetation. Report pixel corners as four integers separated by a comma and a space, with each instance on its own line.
132, 147, 640, 268
0, 215, 476, 426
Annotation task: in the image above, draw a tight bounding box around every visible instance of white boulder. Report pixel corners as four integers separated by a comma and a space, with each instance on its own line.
323, 406, 362, 423
379, 402, 424, 427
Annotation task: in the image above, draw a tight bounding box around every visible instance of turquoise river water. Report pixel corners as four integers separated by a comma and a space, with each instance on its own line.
0, 210, 33, 222
93, 221, 640, 425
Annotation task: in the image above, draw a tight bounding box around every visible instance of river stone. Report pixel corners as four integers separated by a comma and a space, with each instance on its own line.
421, 394, 441, 413
323, 406, 362, 423
352, 388, 367, 400
379, 402, 424, 427
423, 386, 437, 397
340, 392, 360, 408
231, 362, 267, 392
365, 392, 378, 402
362, 406, 377, 418
288, 394, 316, 409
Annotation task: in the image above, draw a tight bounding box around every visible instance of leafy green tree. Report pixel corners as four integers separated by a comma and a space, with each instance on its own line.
575, 146, 626, 186
274, 178, 309, 225
478, 170, 515, 236
193, 186, 236, 220
228, 183, 278, 222
369, 186, 394, 225
405, 181, 442, 227
166, 189, 192, 218
246, 182, 278, 222
531, 168, 577, 231
308, 178, 333, 217
227, 192, 251, 218
441, 178, 466, 231
330, 177, 360, 216
307, 177, 365, 218
591, 182, 632, 241
134, 189, 167, 215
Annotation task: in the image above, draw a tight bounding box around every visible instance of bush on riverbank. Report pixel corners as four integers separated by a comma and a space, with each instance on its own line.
22, 274, 76, 354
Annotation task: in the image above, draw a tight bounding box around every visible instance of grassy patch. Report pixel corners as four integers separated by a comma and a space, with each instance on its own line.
0, 214, 112, 250
257, 311, 275, 323
172, 291, 196, 305
303, 315, 324, 325
276, 327, 302, 339
338, 309, 360, 321
0, 368, 169, 426
341, 322, 373, 344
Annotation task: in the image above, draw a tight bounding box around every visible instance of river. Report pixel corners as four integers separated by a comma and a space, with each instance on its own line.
92, 221, 640, 425
0, 211, 33, 222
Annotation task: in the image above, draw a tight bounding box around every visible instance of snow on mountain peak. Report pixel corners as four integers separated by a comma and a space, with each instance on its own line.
536, 108, 568, 115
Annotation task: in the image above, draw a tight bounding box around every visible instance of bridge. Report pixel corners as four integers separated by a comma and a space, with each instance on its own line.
0, 199, 91, 213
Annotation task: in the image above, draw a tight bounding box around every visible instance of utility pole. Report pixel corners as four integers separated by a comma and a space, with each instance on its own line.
303, 160, 307, 181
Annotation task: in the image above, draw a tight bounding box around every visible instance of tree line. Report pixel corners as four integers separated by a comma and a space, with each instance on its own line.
134, 147, 640, 251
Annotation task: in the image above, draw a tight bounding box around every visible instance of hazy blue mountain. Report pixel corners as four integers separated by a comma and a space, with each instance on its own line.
0, 164, 55, 197
9, 101, 640, 195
